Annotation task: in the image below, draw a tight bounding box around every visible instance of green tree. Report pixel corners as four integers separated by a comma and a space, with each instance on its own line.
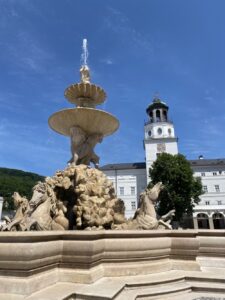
0, 168, 44, 210
149, 153, 202, 222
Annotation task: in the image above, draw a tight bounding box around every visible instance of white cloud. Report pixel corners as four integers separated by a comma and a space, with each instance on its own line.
100, 58, 113, 65
104, 6, 154, 56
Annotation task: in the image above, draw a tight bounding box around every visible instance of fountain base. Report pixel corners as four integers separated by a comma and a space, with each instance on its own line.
0, 230, 225, 299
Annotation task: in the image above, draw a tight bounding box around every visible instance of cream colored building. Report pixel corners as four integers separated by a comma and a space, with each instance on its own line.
190, 158, 225, 229
102, 98, 225, 228
101, 163, 146, 219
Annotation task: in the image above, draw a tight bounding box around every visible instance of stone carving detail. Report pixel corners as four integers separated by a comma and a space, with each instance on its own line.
68, 126, 103, 167
1, 164, 125, 231
1, 165, 174, 231
80, 65, 90, 84
73, 165, 126, 229
113, 183, 174, 230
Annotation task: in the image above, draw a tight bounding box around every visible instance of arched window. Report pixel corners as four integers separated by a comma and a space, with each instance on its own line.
156, 110, 161, 122
197, 213, 209, 229
163, 110, 167, 121
212, 213, 225, 229
168, 128, 172, 136
150, 111, 153, 123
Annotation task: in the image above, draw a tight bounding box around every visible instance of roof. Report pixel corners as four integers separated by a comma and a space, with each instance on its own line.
101, 158, 225, 171
146, 98, 168, 114
189, 158, 225, 167
100, 162, 146, 171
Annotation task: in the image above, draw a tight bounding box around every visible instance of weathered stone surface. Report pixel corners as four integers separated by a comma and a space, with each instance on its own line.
114, 183, 175, 230
1, 164, 126, 231
68, 126, 103, 166
0, 230, 225, 298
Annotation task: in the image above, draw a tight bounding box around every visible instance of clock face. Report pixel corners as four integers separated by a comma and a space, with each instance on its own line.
157, 143, 166, 152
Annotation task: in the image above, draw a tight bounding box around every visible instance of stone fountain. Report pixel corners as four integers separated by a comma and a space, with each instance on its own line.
1, 39, 174, 232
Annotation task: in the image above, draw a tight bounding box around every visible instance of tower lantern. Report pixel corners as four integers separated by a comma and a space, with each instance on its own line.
144, 97, 178, 182
146, 97, 169, 123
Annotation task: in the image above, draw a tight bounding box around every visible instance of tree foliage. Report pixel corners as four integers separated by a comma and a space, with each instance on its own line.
149, 153, 202, 222
0, 167, 44, 210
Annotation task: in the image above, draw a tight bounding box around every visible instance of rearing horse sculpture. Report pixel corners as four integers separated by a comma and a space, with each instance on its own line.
113, 182, 174, 230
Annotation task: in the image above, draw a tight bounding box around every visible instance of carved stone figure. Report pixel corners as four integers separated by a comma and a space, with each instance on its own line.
1, 162, 174, 232
80, 65, 90, 84
1, 164, 125, 231
68, 126, 103, 167
1, 192, 29, 231
113, 183, 174, 230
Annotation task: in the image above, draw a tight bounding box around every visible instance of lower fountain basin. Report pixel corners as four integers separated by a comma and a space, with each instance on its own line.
48, 107, 119, 136
0, 230, 225, 299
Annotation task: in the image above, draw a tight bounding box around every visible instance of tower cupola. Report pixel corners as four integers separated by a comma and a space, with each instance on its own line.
146, 97, 169, 123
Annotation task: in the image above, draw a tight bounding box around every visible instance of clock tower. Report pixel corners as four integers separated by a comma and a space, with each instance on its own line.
144, 97, 178, 182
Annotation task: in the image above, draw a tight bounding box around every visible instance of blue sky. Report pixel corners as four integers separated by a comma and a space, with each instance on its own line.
0, 0, 225, 176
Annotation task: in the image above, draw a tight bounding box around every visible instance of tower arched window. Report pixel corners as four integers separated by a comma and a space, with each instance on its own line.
156, 110, 161, 122
149, 111, 153, 123
163, 110, 167, 121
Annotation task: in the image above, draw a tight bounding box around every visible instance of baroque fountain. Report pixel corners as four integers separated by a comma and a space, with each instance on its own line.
0, 40, 225, 300
1, 39, 173, 232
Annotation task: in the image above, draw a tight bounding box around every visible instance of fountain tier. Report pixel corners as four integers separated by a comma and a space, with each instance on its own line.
64, 82, 106, 107
48, 107, 119, 137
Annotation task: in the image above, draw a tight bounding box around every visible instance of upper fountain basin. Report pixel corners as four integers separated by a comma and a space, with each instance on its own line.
48, 107, 119, 136
64, 83, 106, 107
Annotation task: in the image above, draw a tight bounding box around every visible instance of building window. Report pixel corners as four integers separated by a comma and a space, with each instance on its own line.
131, 201, 136, 210
156, 110, 161, 122
201, 172, 205, 177
157, 127, 162, 135
119, 187, 124, 195
131, 186, 135, 195
203, 185, 208, 193
205, 201, 210, 205
213, 172, 217, 176
215, 185, 220, 192
217, 200, 222, 205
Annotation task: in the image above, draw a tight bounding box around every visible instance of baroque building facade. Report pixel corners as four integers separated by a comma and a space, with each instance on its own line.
101, 98, 225, 229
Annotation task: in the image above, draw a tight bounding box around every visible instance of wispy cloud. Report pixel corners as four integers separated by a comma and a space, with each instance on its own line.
0, 1, 52, 74
104, 7, 154, 56
10, 31, 52, 73
100, 58, 114, 65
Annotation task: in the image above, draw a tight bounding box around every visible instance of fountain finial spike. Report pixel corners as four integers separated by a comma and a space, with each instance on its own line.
80, 38, 90, 83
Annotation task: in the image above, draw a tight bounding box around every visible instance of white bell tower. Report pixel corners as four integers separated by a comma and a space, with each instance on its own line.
144, 97, 178, 182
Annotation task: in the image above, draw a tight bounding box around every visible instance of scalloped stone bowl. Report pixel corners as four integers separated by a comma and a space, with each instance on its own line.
64, 83, 106, 106
48, 107, 119, 136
